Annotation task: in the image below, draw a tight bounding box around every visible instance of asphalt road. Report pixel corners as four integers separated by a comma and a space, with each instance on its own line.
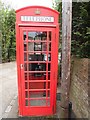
0, 62, 17, 119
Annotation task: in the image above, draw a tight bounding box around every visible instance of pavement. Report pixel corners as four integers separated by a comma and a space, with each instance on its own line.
0, 62, 61, 119
0, 62, 18, 119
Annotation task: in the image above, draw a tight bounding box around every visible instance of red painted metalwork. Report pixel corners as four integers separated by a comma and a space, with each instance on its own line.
16, 6, 59, 116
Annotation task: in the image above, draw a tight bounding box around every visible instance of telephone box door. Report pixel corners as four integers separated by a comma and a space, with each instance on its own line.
19, 27, 57, 116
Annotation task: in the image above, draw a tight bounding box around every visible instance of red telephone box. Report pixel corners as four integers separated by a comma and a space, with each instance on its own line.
16, 6, 59, 116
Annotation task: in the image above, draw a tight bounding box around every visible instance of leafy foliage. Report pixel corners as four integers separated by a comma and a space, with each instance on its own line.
53, 0, 62, 52
72, 2, 90, 58
54, 1, 90, 58
0, 0, 16, 62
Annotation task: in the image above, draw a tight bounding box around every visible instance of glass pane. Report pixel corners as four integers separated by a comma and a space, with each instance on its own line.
28, 42, 47, 52
28, 63, 46, 71
49, 43, 51, 51
34, 42, 42, 51
25, 91, 28, 98
29, 82, 46, 89
24, 63, 27, 71
42, 42, 47, 51
47, 99, 50, 106
30, 99, 46, 106
28, 54, 44, 61
43, 53, 51, 61
48, 72, 50, 80
48, 82, 50, 89
24, 73, 27, 80
49, 31, 51, 41
25, 82, 28, 89
24, 53, 27, 61
47, 90, 50, 97
23, 32, 26, 40
25, 100, 28, 106
28, 32, 47, 40
28, 42, 34, 51
24, 43, 27, 51
25, 91, 50, 98
48, 63, 51, 71
29, 91, 46, 98
29, 73, 46, 80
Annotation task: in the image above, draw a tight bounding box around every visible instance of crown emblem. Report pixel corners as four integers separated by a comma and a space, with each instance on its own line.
35, 8, 41, 14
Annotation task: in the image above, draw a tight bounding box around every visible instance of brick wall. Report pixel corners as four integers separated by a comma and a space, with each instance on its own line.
70, 58, 89, 118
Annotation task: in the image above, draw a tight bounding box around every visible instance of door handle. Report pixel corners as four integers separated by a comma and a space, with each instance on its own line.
20, 64, 23, 69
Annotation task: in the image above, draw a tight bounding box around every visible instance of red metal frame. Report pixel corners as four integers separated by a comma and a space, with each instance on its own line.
16, 6, 59, 116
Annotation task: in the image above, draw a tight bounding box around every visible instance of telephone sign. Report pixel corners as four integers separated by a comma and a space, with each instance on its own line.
21, 16, 54, 22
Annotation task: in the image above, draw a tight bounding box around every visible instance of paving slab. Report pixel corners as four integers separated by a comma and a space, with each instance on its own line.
3, 97, 61, 119
0, 62, 18, 119
2, 89, 61, 119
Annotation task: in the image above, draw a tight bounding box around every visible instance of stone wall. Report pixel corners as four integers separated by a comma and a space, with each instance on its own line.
70, 58, 89, 118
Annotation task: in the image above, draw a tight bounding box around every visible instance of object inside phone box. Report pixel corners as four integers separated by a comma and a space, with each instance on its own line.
28, 54, 50, 77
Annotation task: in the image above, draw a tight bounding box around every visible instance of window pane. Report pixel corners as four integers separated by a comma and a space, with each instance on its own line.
29, 73, 46, 80
34, 43, 42, 51
23, 32, 26, 40
24, 73, 27, 81
28, 42, 34, 51
24, 63, 27, 71
30, 99, 46, 106
24, 53, 27, 61
28, 54, 44, 61
43, 53, 51, 61
29, 82, 46, 89
28, 63, 46, 71
49, 31, 51, 41
25, 100, 28, 106
24, 43, 27, 51
29, 91, 46, 98
28, 32, 47, 40
49, 43, 51, 51
25, 82, 28, 89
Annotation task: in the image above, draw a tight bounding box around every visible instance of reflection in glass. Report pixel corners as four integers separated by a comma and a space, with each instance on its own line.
49, 43, 51, 51
47, 90, 50, 97
48, 73, 50, 80
28, 32, 47, 40
25, 100, 28, 106
25, 91, 28, 98
24, 63, 27, 71
28, 54, 44, 61
28, 53, 51, 62
24, 53, 27, 61
29, 91, 46, 98
47, 99, 50, 106
28, 73, 46, 80
24, 43, 27, 51
43, 54, 51, 61
42, 42, 47, 51
49, 31, 51, 41
48, 63, 51, 71
28, 63, 46, 71
24, 73, 27, 80
34, 43, 42, 51
25, 82, 28, 89
30, 99, 46, 106
29, 82, 46, 89
23, 32, 26, 40
28, 42, 34, 51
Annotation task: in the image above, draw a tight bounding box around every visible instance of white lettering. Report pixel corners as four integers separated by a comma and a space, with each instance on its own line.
21, 16, 54, 22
